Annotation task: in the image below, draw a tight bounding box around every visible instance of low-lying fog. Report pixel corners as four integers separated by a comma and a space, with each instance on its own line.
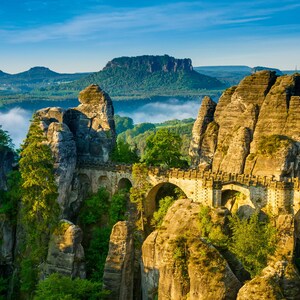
0, 97, 202, 148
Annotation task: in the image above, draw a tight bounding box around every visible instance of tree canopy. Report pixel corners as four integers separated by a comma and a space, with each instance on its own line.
19, 116, 60, 293
0, 125, 14, 150
142, 128, 188, 168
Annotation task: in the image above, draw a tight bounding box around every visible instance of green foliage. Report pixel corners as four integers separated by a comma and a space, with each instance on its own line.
109, 189, 128, 227
130, 163, 152, 231
228, 213, 277, 277
0, 125, 14, 150
198, 205, 229, 248
80, 188, 129, 282
0, 170, 21, 222
172, 236, 190, 286
118, 123, 156, 143
34, 273, 109, 300
118, 118, 194, 160
19, 116, 60, 293
20, 258, 38, 294
151, 196, 175, 228
85, 227, 112, 282
0, 276, 8, 300
110, 139, 139, 164
114, 115, 134, 134
258, 135, 293, 157
19, 117, 59, 234
79, 187, 110, 225
142, 128, 188, 168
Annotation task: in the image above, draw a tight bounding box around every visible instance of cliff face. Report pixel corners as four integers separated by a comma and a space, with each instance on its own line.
36, 84, 116, 219
190, 71, 300, 179
104, 55, 193, 73
142, 200, 241, 300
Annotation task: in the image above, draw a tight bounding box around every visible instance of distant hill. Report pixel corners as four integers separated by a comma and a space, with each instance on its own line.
54, 55, 225, 100
195, 65, 284, 86
0, 67, 91, 102
0, 67, 90, 85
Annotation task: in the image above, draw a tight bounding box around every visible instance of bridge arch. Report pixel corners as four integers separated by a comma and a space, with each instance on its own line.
98, 175, 109, 189
78, 173, 92, 199
144, 182, 187, 220
221, 183, 255, 217
118, 178, 132, 191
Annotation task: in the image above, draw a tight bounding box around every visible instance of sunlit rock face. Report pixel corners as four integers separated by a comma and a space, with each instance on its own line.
142, 199, 241, 300
35, 84, 116, 218
42, 220, 86, 279
190, 71, 300, 179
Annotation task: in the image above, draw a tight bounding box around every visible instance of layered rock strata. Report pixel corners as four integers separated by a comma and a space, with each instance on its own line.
36, 84, 116, 218
142, 199, 241, 300
42, 220, 86, 279
103, 221, 135, 300
190, 71, 300, 179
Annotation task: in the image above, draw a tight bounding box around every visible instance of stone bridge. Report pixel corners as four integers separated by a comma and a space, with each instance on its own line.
77, 163, 300, 217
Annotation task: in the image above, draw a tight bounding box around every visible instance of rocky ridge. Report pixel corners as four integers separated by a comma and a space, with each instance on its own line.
190, 71, 300, 179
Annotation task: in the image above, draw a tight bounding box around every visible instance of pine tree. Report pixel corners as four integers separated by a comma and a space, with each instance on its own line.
19, 116, 59, 293
130, 163, 151, 231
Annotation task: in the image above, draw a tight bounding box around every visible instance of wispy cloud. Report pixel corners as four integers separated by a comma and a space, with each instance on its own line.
1, 1, 298, 44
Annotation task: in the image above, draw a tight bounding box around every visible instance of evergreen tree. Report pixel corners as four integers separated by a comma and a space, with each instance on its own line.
111, 139, 139, 163
0, 125, 14, 150
19, 116, 59, 293
228, 213, 277, 277
130, 163, 151, 231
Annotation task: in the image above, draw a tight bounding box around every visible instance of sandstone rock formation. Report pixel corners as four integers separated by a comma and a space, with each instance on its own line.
190, 71, 300, 179
42, 220, 86, 279
35, 84, 116, 219
189, 96, 217, 168
103, 221, 135, 300
142, 199, 241, 300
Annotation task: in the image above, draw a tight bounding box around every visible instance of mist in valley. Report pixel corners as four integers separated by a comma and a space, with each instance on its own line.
0, 97, 202, 147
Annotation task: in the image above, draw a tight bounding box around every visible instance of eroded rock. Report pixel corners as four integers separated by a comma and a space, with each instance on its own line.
142, 199, 241, 300
190, 71, 300, 179
42, 220, 86, 279
103, 221, 135, 300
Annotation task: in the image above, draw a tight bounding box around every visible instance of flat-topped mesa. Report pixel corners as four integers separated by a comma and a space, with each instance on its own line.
104, 55, 193, 73
190, 71, 300, 179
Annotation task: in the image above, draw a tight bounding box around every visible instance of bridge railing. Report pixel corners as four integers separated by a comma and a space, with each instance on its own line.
76, 159, 300, 190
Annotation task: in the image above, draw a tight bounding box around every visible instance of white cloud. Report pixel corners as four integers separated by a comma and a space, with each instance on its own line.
0, 108, 32, 147
2, 1, 298, 44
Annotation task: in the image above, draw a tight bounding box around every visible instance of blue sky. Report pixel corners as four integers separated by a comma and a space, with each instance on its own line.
0, 0, 299, 73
